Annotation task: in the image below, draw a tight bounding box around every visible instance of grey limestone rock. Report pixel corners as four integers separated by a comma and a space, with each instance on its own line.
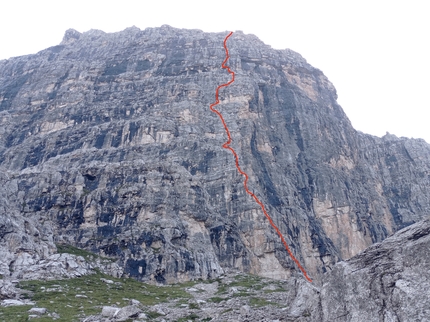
320, 217, 430, 321
101, 306, 120, 317
95, 304, 143, 321
1, 299, 35, 306
13, 253, 93, 280
0, 280, 20, 300
115, 304, 143, 321
1, 25, 430, 285
28, 307, 47, 315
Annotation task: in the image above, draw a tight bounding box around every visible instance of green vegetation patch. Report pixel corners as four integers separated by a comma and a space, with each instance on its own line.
217, 273, 265, 294
0, 304, 33, 322
177, 313, 200, 321
0, 268, 289, 321
263, 286, 286, 293
145, 310, 164, 319
188, 303, 199, 310
56, 244, 98, 259
3, 271, 192, 322
232, 291, 251, 297
249, 297, 280, 307
56, 244, 115, 262
208, 296, 225, 303
221, 308, 233, 314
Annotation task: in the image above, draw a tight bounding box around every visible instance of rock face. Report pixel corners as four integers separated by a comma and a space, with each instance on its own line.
1, 25, 430, 284
320, 217, 430, 322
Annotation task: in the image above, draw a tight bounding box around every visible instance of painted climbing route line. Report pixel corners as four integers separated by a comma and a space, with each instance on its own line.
209, 31, 313, 283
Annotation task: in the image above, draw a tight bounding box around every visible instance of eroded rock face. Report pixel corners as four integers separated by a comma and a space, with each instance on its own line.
320, 217, 430, 322
1, 25, 430, 283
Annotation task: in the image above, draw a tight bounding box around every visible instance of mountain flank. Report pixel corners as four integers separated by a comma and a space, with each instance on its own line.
1, 26, 430, 289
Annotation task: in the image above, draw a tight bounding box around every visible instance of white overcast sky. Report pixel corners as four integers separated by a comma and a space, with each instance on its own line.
1, 0, 429, 142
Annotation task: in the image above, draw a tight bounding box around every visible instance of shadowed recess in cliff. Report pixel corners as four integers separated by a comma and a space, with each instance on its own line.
209, 32, 312, 283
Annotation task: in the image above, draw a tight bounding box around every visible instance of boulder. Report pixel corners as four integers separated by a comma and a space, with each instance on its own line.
114, 305, 143, 321
101, 306, 120, 317
28, 307, 47, 315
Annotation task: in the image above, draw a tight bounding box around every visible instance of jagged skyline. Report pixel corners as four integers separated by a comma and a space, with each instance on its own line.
1, 0, 429, 142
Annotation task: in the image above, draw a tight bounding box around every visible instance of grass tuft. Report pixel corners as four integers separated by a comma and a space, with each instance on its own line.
56, 244, 115, 262
208, 296, 225, 303
249, 297, 279, 307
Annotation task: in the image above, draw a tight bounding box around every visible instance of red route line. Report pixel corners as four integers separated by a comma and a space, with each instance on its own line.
209, 31, 313, 283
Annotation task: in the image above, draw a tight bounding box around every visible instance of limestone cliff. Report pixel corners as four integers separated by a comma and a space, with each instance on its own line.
1, 25, 430, 284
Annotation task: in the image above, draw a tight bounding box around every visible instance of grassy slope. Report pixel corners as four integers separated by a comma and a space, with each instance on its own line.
0, 245, 288, 321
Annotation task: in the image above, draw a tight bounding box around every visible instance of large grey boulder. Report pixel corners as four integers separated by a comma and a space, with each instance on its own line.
320, 217, 430, 321
1, 299, 34, 306
101, 306, 120, 317
114, 304, 143, 321
28, 307, 47, 315
0, 280, 19, 300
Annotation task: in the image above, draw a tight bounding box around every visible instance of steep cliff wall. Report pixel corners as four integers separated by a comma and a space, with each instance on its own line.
1, 26, 430, 283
